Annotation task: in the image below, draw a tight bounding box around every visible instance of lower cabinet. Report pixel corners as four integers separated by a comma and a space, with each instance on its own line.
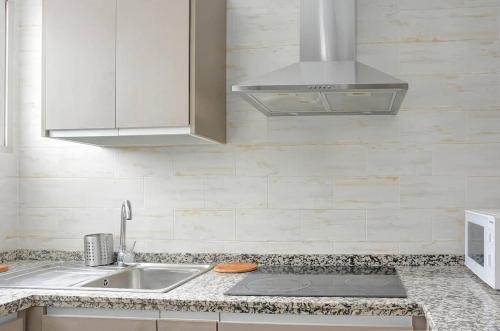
41, 315, 156, 331
0, 319, 23, 331
218, 314, 416, 331
157, 319, 217, 331
14, 308, 425, 331
218, 323, 412, 331
37, 309, 218, 331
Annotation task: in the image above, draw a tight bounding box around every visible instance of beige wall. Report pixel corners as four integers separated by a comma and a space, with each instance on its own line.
13, 0, 500, 254
0, 0, 20, 251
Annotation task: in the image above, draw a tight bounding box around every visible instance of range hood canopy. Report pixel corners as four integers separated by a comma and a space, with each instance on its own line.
232, 0, 408, 116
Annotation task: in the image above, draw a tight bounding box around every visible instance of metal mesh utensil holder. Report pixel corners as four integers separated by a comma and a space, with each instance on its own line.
84, 233, 114, 267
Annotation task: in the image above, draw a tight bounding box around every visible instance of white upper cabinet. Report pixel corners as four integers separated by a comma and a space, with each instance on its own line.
116, 0, 190, 129
43, 0, 226, 146
44, 0, 116, 130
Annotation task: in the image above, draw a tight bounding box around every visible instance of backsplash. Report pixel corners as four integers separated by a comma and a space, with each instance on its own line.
0, 249, 464, 266
12, 0, 500, 254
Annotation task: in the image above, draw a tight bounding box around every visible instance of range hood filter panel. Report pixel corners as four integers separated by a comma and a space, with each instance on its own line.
324, 90, 397, 114
249, 92, 327, 114
247, 90, 400, 116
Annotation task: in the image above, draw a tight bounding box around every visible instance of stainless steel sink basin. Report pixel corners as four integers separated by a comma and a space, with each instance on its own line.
80, 264, 212, 293
0, 262, 212, 293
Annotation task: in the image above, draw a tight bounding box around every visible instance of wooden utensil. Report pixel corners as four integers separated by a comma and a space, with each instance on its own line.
214, 263, 257, 273
0, 265, 9, 273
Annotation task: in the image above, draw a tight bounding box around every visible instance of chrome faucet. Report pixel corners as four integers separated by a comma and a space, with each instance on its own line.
117, 200, 135, 267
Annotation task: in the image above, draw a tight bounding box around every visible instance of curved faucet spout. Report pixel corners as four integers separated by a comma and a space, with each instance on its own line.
118, 200, 133, 267
122, 200, 132, 220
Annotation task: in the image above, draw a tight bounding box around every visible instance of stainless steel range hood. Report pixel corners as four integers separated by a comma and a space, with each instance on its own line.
232, 0, 408, 116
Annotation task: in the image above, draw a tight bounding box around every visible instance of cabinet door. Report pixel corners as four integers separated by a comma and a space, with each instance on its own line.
158, 319, 217, 331
218, 323, 412, 331
44, 0, 116, 130
116, 0, 190, 128
41, 315, 156, 331
0, 319, 23, 331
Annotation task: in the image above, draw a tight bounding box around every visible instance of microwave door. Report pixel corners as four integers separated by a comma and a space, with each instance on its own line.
468, 222, 485, 267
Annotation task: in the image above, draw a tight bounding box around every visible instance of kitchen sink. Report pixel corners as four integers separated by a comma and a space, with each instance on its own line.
0, 262, 212, 293
80, 263, 212, 292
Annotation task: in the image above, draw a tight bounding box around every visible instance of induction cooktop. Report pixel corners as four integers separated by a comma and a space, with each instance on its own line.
225, 266, 407, 298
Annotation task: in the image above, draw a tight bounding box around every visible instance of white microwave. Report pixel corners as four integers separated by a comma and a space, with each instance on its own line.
465, 210, 500, 289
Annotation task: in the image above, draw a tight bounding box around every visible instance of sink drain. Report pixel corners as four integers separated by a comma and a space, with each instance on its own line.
103, 279, 109, 287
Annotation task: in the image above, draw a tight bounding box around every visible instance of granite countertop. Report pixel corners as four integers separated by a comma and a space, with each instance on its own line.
0, 254, 497, 331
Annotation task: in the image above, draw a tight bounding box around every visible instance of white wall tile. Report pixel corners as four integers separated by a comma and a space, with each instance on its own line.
267, 117, 341, 145
253, 241, 333, 254
400, 176, 465, 208
0, 179, 18, 209
299, 146, 366, 176
366, 209, 432, 242
402, 73, 500, 111
433, 144, 500, 176
269, 177, 332, 209
333, 177, 400, 209
20, 179, 86, 208
334, 242, 400, 254
399, 241, 464, 254
467, 110, 500, 143
268, 116, 399, 145
20, 147, 115, 178
115, 208, 173, 241
236, 209, 301, 242
366, 144, 432, 176
467, 177, 500, 208
400, 40, 500, 75
18, 0, 42, 27
171, 146, 235, 176
398, 0, 500, 10
396, 7, 498, 43
432, 209, 465, 241
19, 208, 58, 239
19, 208, 117, 243
16, 238, 84, 251
357, 43, 400, 76
85, 178, 144, 208
227, 109, 269, 145
115, 148, 172, 178
235, 146, 299, 176
57, 208, 116, 238
144, 239, 333, 255
0, 152, 18, 177
174, 209, 235, 241
0, 208, 18, 243
145, 177, 204, 209
300, 210, 366, 241
399, 110, 466, 143
359, 3, 500, 44
357, 0, 400, 44
206, 177, 267, 208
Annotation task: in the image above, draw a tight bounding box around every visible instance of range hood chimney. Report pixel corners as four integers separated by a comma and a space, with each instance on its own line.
232, 0, 408, 116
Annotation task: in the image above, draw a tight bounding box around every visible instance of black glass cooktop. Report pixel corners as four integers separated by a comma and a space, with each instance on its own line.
225, 266, 407, 298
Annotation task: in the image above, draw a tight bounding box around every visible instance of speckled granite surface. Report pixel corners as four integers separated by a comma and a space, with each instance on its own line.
0, 249, 464, 266
0, 260, 496, 331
